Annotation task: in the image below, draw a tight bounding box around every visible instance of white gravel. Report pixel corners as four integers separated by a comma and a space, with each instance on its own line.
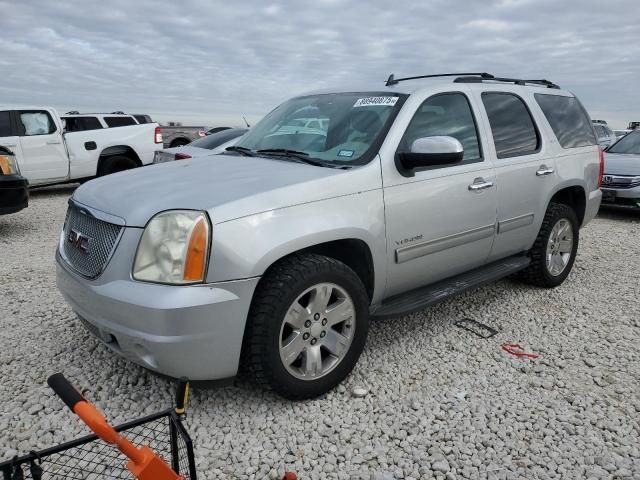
1, 187, 639, 479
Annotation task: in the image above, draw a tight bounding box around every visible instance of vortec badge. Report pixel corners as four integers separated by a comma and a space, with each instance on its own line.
68, 229, 90, 253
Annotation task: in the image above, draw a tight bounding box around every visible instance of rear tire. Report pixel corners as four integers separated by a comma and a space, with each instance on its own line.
244, 254, 370, 400
98, 156, 138, 176
520, 202, 579, 288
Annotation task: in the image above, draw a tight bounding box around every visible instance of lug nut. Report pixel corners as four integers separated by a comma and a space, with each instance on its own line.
310, 338, 317, 345
303, 333, 310, 340
314, 313, 320, 320
322, 318, 327, 326
320, 331, 326, 338
305, 320, 311, 327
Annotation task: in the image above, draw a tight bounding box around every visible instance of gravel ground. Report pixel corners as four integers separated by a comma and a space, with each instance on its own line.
1, 186, 639, 480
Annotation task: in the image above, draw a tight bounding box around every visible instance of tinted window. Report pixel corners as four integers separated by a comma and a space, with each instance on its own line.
190, 128, 248, 149
608, 131, 640, 155
535, 94, 596, 148
104, 116, 137, 127
133, 115, 152, 124
64, 117, 103, 132
400, 93, 481, 164
482, 93, 539, 158
19, 111, 56, 136
0, 111, 11, 137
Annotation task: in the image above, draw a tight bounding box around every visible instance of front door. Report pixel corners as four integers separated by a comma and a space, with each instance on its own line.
382, 91, 498, 298
16, 110, 68, 185
0, 111, 24, 170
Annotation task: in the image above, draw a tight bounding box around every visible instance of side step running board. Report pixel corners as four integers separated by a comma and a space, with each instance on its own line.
372, 255, 530, 319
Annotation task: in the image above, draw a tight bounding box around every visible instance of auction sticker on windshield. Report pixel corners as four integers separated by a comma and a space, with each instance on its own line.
353, 97, 398, 107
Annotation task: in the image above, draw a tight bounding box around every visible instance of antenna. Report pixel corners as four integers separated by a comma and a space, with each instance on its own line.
242, 115, 250, 128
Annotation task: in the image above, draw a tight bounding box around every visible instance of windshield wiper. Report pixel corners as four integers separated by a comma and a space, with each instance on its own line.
225, 146, 256, 156
256, 149, 325, 167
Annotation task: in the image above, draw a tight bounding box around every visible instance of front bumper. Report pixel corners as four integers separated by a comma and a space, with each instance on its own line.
56, 252, 259, 380
0, 175, 28, 215
600, 186, 640, 209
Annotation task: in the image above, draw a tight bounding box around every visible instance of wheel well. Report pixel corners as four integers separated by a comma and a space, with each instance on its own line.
97, 146, 142, 174
170, 137, 190, 147
550, 186, 586, 225
263, 239, 375, 300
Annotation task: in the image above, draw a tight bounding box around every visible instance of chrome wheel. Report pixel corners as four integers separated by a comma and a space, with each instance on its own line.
546, 218, 573, 276
279, 282, 356, 381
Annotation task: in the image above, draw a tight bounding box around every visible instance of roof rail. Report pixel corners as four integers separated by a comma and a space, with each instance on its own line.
454, 75, 560, 89
385, 72, 494, 86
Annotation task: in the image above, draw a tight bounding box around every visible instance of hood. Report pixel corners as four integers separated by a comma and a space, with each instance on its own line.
73, 154, 379, 227
604, 153, 640, 176
163, 145, 216, 158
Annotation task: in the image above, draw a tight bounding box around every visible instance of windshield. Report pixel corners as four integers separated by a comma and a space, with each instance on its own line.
231, 92, 406, 166
608, 130, 640, 154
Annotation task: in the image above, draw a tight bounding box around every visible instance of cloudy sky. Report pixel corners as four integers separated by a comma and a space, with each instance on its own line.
1, 0, 639, 128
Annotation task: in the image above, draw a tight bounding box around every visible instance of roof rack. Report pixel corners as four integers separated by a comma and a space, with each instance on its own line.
385, 72, 494, 86
453, 75, 560, 89
385, 72, 560, 89
63, 111, 131, 115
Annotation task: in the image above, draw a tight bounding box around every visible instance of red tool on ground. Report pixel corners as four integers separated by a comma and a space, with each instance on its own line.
501, 343, 539, 359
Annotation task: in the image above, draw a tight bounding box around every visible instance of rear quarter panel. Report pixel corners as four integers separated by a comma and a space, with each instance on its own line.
65, 123, 159, 178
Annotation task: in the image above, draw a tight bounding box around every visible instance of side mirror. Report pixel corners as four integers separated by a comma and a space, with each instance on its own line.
397, 136, 464, 176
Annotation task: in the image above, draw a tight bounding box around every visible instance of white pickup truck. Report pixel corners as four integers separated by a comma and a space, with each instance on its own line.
0, 107, 163, 186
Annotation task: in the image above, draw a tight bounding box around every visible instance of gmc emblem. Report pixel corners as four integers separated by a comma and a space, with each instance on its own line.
68, 229, 90, 254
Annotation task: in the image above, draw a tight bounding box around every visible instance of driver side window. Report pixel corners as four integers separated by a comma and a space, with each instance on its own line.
400, 93, 482, 166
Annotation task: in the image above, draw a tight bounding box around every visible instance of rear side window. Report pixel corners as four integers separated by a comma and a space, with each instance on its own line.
19, 111, 57, 136
104, 116, 137, 127
535, 94, 596, 148
482, 93, 539, 159
64, 117, 103, 132
0, 111, 11, 137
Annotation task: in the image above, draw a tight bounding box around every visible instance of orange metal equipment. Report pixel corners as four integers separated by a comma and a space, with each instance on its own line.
48, 373, 183, 480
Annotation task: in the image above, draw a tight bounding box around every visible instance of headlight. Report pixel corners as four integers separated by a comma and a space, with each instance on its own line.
133, 210, 210, 284
0, 152, 20, 175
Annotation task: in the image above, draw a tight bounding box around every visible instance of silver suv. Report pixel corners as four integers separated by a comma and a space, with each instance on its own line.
57, 73, 602, 399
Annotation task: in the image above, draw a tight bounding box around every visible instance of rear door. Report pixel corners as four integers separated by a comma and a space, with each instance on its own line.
17, 109, 68, 184
474, 91, 555, 261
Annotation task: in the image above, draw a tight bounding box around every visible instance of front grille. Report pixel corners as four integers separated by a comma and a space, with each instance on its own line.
62, 203, 123, 278
602, 175, 640, 189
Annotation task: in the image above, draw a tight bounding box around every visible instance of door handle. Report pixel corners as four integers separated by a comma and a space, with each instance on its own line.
468, 178, 494, 191
536, 165, 554, 176
46, 139, 62, 145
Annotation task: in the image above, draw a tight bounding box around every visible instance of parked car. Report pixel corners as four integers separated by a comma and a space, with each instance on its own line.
153, 128, 248, 163
614, 129, 631, 139
600, 130, 640, 209
56, 73, 602, 400
0, 107, 162, 186
629, 121, 640, 130
160, 125, 210, 148
592, 121, 617, 148
0, 145, 28, 215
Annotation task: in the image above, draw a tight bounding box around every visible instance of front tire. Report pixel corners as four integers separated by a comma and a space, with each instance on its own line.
520, 202, 579, 288
244, 254, 370, 400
